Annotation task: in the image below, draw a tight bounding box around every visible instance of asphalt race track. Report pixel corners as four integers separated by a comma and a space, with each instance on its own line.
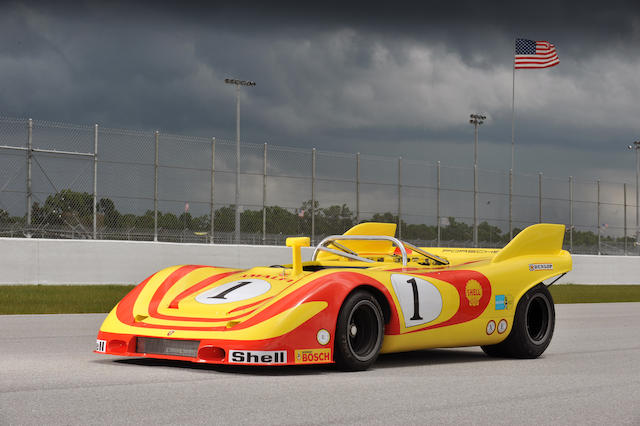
1, 303, 639, 425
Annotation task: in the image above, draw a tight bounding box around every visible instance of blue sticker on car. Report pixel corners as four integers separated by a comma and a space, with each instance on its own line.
495, 295, 506, 310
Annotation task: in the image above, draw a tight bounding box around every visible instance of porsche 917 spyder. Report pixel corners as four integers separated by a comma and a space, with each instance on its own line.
95, 222, 571, 370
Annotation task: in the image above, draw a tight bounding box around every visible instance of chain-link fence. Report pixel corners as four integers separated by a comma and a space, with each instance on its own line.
0, 116, 638, 255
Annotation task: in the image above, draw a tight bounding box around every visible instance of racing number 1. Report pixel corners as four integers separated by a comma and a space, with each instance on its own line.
207, 281, 252, 300
406, 278, 423, 320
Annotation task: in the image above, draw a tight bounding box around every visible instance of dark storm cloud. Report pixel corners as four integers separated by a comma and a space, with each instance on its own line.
1, 0, 640, 181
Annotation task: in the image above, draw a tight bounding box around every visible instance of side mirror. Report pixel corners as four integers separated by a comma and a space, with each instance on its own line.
286, 237, 310, 276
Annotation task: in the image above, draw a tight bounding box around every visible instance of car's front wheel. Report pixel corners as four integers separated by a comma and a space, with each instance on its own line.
334, 290, 384, 371
481, 283, 555, 359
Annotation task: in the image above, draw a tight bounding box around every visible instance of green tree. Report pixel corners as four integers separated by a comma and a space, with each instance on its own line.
477, 221, 502, 244
31, 189, 93, 229
159, 213, 181, 230
191, 214, 210, 232
214, 206, 235, 233
404, 223, 437, 241
441, 217, 472, 241
135, 210, 154, 229
572, 229, 598, 246
241, 209, 263, 233
265, 206, 299, 235
317, 204, 355, 235
97, 198, 121, 228
0, 209, 9, 224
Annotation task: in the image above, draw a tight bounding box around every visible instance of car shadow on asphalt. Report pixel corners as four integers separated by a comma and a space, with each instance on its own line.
94, 347, 497, 376
109, 357, 325, 376
374, 348, 497, 369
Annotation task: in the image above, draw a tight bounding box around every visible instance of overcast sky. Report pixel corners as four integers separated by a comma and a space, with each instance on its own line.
2, 0, 640, 184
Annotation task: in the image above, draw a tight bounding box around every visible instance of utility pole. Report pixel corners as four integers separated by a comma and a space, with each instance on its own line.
225, 78, 256, 244
469, 113, 486, 247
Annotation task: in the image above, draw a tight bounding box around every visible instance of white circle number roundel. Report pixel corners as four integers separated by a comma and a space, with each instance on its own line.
195, 279, 271, 305
391, 274, 443, 328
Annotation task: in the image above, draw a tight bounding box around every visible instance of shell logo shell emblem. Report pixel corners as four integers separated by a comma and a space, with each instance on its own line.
465, 280, 483, 306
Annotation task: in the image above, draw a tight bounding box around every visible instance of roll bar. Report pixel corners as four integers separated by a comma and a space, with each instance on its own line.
312, 235, 448, 266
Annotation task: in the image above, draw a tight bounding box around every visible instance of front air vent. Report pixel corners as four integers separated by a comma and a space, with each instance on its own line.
136, 337, 200, 358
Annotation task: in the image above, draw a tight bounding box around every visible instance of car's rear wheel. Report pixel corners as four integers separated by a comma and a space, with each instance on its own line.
334, 290, 384, 371
481, 283, 555, 359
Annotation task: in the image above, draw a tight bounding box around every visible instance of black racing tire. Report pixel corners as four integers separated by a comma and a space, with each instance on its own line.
481, 284, 555, 359
334, 290, 385, 371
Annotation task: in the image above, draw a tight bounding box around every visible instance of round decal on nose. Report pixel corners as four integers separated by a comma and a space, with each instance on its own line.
195, 279, 271, 305
486, 320, 496, 335
317, 329, 331, 345
497, 319, 508, 334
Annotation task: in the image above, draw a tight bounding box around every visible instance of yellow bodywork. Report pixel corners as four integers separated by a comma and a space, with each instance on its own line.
98, 222, 571, 354
305, 222, 570, 353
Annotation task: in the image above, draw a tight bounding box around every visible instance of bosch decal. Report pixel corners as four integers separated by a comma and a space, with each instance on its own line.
295, 349, 332, 364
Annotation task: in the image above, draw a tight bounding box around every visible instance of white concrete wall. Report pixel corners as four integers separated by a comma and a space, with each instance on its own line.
0, 238, 638, 285
556, 255, 640, 285
0, 238, 315, 285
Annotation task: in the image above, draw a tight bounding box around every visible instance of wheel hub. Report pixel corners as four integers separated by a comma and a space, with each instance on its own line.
350, 324, 358, 337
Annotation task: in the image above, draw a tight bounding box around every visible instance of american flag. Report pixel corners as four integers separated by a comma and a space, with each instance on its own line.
514, 39, 559, 69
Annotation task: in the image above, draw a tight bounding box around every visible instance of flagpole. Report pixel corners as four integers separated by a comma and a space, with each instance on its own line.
511, 39, 516, 172
509, 38, 515, 240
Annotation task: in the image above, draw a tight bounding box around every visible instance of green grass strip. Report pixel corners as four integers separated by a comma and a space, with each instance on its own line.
0, 285, 135, 315
549, 284, 640, 304
0, 284, 639, 315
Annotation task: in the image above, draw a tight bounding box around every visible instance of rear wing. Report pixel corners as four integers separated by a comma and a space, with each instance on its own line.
492, 223, 566, 263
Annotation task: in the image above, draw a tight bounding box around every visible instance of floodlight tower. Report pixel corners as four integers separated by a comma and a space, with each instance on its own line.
629, 141, 640, 250
469, 113, 486, 247
225, 78, 256, 244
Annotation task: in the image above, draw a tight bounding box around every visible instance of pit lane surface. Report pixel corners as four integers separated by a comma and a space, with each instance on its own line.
1, 303, 639, 425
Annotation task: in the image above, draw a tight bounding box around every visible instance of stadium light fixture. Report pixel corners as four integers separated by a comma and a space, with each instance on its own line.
225, 78, 256, 244
469, 113, 486, 247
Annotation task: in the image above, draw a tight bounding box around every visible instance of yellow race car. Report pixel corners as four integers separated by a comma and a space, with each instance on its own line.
95, 222, 571, 371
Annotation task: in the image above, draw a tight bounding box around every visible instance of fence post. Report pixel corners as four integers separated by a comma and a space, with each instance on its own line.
356, 152, 360, 224
624, 183, 627, 255
569, 176, 573, 252
509, 169, 513, 240
93, 124, 98, 239
398, 156, 402, 239
311, 148, 316, 244
154, 130, 159, 242
597, 179, 601, 255
26, 118, 33, 238
210, 137, 215, 244
263, 142, 267, 245
538, 172, 543, 223
437, 161, 441, 246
